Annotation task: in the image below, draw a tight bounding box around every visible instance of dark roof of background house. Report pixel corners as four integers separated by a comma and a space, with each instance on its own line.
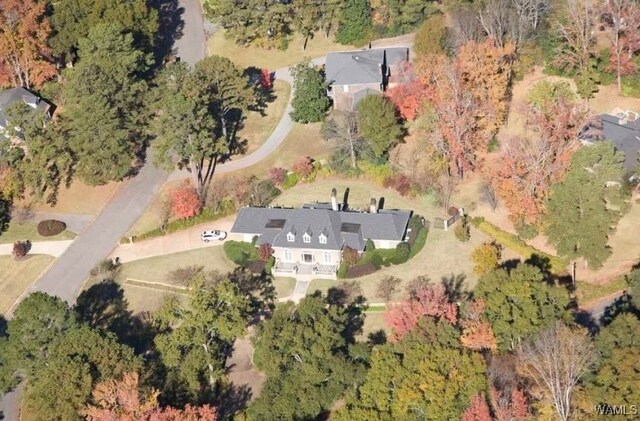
325, 47, 409, 86
599, 113, 640, 172
231, 205, 412, 251
0, 87, 51, 129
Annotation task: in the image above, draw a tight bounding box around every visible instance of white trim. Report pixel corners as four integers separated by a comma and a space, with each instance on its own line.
303, 233, 311, 243
287, 232, 295, 242
284, 249, 292, 262
319, 233, 327, 244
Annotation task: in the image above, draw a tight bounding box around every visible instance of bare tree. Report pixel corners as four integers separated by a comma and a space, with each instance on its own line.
450, 7, 485, 50
478, 0, 549, 49
376, 276, 402, 302
481, 183, 499, 211
517, 322, 597, 421
323, 111, 361, 169
156, 195, 173, 233
556, 0, 596, 81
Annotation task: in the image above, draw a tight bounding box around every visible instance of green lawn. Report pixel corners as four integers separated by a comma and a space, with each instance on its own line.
0, 222, 75, 244
273, 277, 296, 298
208, 30, 356, 70
0, 255, 54, 315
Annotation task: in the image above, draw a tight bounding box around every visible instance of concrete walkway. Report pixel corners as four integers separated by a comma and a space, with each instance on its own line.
109, 216, 235, 263
0, 240, 73, 258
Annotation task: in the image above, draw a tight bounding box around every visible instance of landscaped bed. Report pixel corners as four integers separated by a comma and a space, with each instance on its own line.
0, 221, 75, 244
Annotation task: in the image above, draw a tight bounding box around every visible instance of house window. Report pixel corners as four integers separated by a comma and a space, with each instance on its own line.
284, 249, 292, 262
344, 85, 349, 93
323, 252, 332, 264
302, 253, 313, 263
287, 232, 295, 242
319, 234, 327, 244
303, 233, 311, 243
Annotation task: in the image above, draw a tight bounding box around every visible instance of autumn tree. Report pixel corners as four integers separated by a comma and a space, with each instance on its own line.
491, 99, 584, 224
0, 0, 56, 88
416, 54, 483, 179
384, 285, 458, 341
357, 95, 403, 158
82, 372, 218, 420
384, 62, 426, 121
462, 394, 492, 421
292, 156, 314, 178
63, 23, 149, 185
460, 299, 498, 351
545, 142, 626, 268
488, 355, 530, 420
171, 181, 201, 219
475, 263, 570, 351
258, 243, 274, 262
471, 242, 502, 276
517, 322, 597, 421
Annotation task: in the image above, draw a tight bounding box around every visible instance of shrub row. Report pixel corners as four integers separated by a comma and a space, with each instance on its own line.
470, 217, 567, 275
127, 208, 232, 243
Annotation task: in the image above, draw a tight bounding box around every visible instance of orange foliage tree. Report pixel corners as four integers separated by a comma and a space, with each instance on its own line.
0, 0, 56, 88
490, 387, 530, 421
491, 99, 584, 224
384, 62, 426, 121
462, 394, 493, 421
383, 285, 458, 341
82, 372, 218, 421
171, 181, 202, 219
460, 299, 498, 351
457, 40, 516, 134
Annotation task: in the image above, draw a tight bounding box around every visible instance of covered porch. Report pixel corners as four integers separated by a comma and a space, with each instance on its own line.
272, 260, 338, 280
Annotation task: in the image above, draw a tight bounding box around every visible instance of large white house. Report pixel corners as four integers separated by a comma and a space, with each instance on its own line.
230, 189, 413, 279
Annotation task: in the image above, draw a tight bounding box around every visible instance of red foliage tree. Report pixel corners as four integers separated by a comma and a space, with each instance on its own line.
462, 394, 493, 421
342, 246, 359, 265
269, 167, 287, 186
258, 243, 274, 262
82, 372, 218, 421
171, 181, 201, 219
491, 99, 584, 224
383, 285, 458, 341
12, 241, 28, 258
292, 156, 314, 179
0, 0, 57, 88
383, 174, 412, 196
260, 68, 273, 90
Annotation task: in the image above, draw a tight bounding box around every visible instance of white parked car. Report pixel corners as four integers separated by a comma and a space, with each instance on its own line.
201, 230, 227, 242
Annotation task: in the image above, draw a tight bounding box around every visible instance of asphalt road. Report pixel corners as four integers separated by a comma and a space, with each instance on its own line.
173, 0, 206, 67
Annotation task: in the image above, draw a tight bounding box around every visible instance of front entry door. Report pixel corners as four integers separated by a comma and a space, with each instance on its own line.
302, 253, 313, 263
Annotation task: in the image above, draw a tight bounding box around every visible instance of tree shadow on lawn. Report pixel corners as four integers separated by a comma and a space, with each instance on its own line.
149, 0, 185, 66
75, 279, 159, 353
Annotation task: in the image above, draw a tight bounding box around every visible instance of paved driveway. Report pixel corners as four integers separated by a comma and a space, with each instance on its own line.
0, 240, 73, 258
174, 0, 206, 67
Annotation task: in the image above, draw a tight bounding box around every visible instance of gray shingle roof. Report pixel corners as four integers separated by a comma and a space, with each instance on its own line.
0, 87, 51, 129
231, 205, 412, 251
325, 48, 409, 86
598, 113, 640, 173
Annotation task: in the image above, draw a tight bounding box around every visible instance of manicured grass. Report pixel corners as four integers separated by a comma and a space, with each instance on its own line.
242, 80, 291, 154
224, 241, 259, 266
359, 312, 388, 341
0, 221, 75, 244
207, 30, 356, 70
470, 217, 568, 275
576, 276, 628, 305
307, 279, 334, 296
16, 179, 120, 216
119, 247, 237, 286
0, 255, 54, 315
273, 277, 296, 298
121, 283, 186, 314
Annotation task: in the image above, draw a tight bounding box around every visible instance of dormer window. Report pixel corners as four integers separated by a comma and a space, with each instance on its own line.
287, 232, 295, 242
303, 233, 311, 243
319, 233, 327, 244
